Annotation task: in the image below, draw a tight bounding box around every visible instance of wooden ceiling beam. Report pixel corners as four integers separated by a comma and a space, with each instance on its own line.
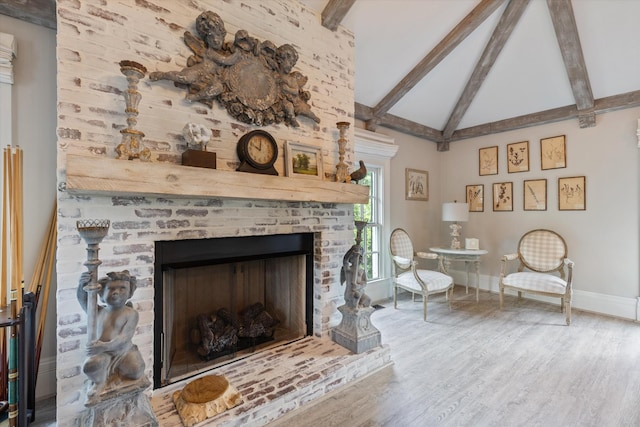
355, 102, 443, 142
321, 0, 356, 31
355, 90, 640, 145
547, 0, 595, 127
442, 0, 530, 140
369, 0, 506, 119
449, 90, 640, 142
0, 0, 56, 29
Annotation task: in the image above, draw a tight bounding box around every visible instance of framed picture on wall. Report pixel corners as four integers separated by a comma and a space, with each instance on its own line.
405, 168, 429, 201
558, 176, 586, 210
507, 141, 529, 173
479, 146, 498, 176
541, 135, 566, 170
466, 184, 484, 212
523, 179, 547, 211
493, 182, 513, 211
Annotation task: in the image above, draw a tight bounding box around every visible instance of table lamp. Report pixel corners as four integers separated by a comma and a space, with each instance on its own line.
442, 201, 469, 249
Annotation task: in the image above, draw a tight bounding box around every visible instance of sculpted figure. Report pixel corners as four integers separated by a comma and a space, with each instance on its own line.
77, 270, 145, 400
276, 44, 320, 127
148, 11, 320, 127
340, 244, 371, 309
149, 11, 241, 103
182, 122, 212, 150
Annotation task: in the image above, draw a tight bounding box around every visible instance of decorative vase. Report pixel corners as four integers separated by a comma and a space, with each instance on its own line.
116, 60, 151, 161
335, 121, 351, 183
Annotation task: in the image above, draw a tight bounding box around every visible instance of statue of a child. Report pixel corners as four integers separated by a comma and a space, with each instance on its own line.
77, 270, 146, 401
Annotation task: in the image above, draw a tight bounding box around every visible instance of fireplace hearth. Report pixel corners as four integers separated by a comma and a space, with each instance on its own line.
153, 233, 314, 388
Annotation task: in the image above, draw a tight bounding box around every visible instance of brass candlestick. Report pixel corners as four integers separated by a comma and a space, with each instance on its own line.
77, 219, 110, 342
335, 121, 351, 183
116, 60, 151, 161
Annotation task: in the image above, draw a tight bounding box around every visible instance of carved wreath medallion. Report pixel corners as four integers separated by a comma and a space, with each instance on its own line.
149, 11, 320, 128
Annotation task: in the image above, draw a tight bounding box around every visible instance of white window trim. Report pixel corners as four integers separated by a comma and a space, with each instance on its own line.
0, 32, 17, 147
354, 128, 398, 301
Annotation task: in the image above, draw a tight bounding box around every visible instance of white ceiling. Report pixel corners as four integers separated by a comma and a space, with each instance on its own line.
300, 0, 640, 135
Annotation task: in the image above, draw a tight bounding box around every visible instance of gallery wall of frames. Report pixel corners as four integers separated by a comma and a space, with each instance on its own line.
467, 135, 585, 213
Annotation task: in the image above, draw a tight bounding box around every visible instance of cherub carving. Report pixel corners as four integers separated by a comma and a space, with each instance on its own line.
77, 270, 146, 403
340, 244, 371, 310
149, 11, 320, 128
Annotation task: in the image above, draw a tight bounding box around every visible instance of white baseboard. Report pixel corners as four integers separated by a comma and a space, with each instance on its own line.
448, 271, 639, 322
35, 355, 56, 400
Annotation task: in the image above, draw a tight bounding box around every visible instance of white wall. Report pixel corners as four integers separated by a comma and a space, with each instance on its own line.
370, 126, 446, 248
0, 14, 58, 398
377, 107, 640, 320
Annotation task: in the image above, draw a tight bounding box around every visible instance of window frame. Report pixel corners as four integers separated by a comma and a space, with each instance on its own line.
354, 128, 398, 301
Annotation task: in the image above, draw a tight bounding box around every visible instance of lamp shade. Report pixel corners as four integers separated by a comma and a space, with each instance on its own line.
442, 202, 469, 222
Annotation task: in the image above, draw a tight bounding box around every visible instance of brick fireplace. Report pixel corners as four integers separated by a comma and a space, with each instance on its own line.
54, 1, 389, 425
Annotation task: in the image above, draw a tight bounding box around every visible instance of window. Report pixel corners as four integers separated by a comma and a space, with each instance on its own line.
354, 166, 382, 280
353, 128, 398, 301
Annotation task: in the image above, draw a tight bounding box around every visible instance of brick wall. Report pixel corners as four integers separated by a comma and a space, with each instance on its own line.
56, 1, 356, 425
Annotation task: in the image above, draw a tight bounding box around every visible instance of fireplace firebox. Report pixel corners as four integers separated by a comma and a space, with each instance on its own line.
153, 233, 314, 388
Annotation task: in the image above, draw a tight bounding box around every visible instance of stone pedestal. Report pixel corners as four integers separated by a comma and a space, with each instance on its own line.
81, 379, 158, 426
331, 305, 381, 354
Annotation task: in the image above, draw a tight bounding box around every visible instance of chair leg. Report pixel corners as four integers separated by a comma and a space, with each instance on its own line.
394, 285, 398, 309
499, 285, 504, 310
565, 300, 571, 325
560, 297, 564, 312
423, 294, 428, 321
448, 287, 453, 311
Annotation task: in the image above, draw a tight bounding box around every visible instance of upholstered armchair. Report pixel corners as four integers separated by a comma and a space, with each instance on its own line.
389, 228, 454, 321
499, 229, 574, 325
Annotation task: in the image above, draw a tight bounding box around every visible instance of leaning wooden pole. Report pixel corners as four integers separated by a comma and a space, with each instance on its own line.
0, 148, 9, 403
34, 205, 57, 379
5, 146, 21, 427
7, 296, 17, 427
13, 148, 23, 310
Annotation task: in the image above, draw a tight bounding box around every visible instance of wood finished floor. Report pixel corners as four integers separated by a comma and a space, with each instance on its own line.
269, 287, 640, 427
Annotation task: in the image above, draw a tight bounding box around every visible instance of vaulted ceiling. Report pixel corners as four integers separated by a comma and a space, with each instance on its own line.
301, 0, 640, 150
3, 0, 639, 151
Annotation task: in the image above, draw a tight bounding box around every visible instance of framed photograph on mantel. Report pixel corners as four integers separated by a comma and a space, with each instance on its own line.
405, 168, 428, 201
493, 182, 513, 211
558, 176, 586, 210
479, 146, 498, 176
507, 141, 529, 173
541, 135, 566, 170
466, 184, 484, 212
523, 179, 547, 211
284, 141, 324, 179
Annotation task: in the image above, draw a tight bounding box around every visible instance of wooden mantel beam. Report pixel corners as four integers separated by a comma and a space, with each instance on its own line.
546, 0, 595, 127
321, 0, 356, 31
442, 0, 530, 140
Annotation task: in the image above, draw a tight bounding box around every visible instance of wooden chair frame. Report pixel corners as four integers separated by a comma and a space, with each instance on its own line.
389, 228, 454, 321
499, 229, 574, 325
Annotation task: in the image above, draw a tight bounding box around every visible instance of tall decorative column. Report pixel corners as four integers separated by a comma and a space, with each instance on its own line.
335, 121, 351, 183
77, 220, 110, 343
332, 221, 381, 353
116, 60, 151, 161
